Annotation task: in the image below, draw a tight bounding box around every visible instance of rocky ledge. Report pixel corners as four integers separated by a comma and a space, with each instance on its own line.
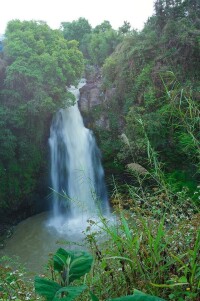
79, 80, 103, 113
79, 69, 117, 131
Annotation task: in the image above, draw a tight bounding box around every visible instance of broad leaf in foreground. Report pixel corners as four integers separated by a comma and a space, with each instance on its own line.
53, 248, 93, 283
34, 276, 61, 301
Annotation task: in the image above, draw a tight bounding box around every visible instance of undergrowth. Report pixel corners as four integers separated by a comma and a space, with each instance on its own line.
82, 188, 199, 301
0, 183, 199, 301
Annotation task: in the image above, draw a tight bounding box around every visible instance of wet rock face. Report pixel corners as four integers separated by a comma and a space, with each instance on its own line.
79, 71, 116, 131
78, 77, 108, 130
95, 115, 110, 130
79, 81, 103, 113
79, 80, 111, 130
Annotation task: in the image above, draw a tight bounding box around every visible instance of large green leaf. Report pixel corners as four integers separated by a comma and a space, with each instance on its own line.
35, 276, 87, 301
108, 289, 166, 301
54, 285, 87, 301
53, 248, 93, 283
34, 276, 61, 301
53, 248, 72, 272
69, 251, 93, 283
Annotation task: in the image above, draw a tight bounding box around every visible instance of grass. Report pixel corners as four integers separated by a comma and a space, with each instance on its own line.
82, 185, 200, 301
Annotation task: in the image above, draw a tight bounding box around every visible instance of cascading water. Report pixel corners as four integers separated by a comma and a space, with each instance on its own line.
0, 80, 111, 271
49, 79, 109, 228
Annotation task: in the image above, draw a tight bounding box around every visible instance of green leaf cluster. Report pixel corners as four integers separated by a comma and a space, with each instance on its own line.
61, 19, 122, 66
35, 248, 93, 300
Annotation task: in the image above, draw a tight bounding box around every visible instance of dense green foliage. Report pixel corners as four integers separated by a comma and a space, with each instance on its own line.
61, 19, 122, 66
61, 17, 92, 50
99, 0, 200, 197
0, 20, 84, 218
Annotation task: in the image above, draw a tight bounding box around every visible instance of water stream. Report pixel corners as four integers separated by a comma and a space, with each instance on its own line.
48, 79, 109, 227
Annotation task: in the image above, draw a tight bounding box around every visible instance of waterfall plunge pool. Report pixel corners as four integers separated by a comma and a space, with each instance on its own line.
0, 211, 109, 274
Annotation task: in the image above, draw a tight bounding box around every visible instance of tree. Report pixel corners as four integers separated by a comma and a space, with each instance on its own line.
83, 21, 123, 66
4, 20, 84, 108
0, 20, 84, 218
118, 21, 131, 34
61, 17, 92, 45
93, 20, 112, 33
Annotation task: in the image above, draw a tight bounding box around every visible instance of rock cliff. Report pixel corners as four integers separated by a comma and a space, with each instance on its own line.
79, 72, 115, 130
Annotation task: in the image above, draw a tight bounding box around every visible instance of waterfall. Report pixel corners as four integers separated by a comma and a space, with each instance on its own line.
49, 79, 109, 226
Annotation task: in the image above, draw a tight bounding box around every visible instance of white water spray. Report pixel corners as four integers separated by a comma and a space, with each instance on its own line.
48, 80, 109, 229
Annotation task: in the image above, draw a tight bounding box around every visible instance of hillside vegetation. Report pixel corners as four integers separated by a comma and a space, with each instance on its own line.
0, 1, 199, 300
